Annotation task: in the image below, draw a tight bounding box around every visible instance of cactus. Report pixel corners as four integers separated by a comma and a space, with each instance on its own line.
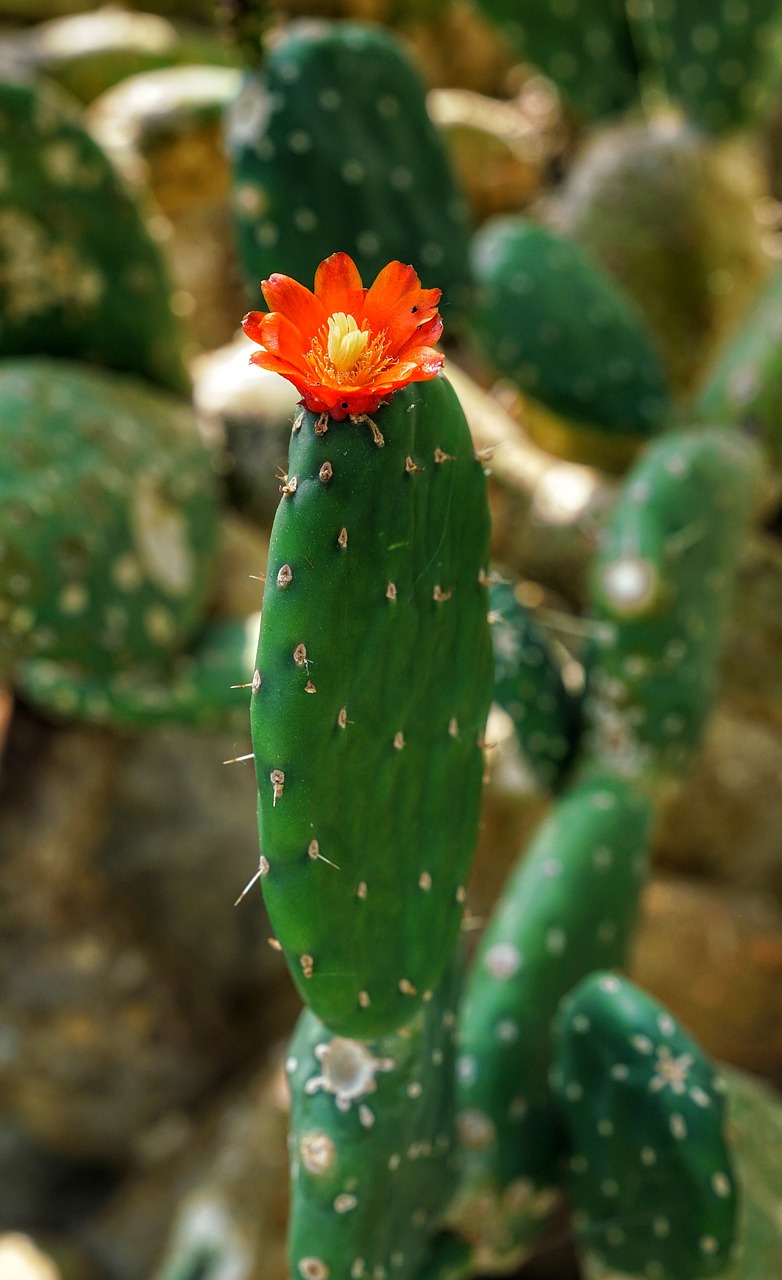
489, 579, 582, 791
470, 0, 640, 121
583, 427, 760, 784
226, 21, 472, 316
0, 73, 189, 391
246, 254, 493, 1039
468, 218, 672, 443
0, 358, 218, 682
626, 0, 782, 134
286, 953, 462, 1280
449, 774, 653, 1267
695, 265, 782, 466
553, 972, 739, 1279
14, 615, 257, 729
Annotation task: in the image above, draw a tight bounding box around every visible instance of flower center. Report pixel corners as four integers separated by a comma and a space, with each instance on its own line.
327, 312, 369, 373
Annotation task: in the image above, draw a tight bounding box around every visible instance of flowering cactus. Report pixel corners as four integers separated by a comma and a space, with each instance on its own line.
242, 248, 747, 1280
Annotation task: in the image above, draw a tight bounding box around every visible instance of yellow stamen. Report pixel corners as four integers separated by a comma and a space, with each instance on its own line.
327, 312, 369, 373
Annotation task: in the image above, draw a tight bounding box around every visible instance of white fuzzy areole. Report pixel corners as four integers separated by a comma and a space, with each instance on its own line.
131, 474, 193, 597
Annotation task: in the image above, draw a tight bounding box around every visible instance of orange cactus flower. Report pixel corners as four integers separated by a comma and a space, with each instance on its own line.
242, 252, 444, 423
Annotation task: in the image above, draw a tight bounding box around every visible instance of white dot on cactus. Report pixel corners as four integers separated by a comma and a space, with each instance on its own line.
640, 1146, 658, 1166
542, 858, 563, 878
420, 242, 444, 267
294, 208, 318, 232
690, 1086, 713, 1109
305, 1039, 395, 1109
299, 1130, 335, 1175
286, 1055, 298, 1073
390, 1252, 405, 1269
256, 222, 279, 247
669, 1113, 688, 1141
610, 1063, 630, 1081
664, 452, 689, 478
377, 94, 400, 118
573, 1014, 591, 1034
590, 790, 617, 811
457, 1109, 496, 1150
234, 182, 267, 216
457, 1054, 477, 1086
569, 1154, 588, 1174
59, 582, 89, 615
299, 1259, 329, 1280
631, 1035, 654, 1055
545, 927, 567, 956
356, 230, 381, 255
288, 130, 312, 153
388, 1152, 401, 1172
657, 1012, 676, 1037
144, 606, 176, 645
653, 1217, 670, 1239
597, 1117, 614, 1137
318, 87, 342, 110
351, 1260, 366, 1280
592, 847, 613, 873
334, 1193, 358, 1214
495, 1018, 520, 1045
601, 556, 657, 614
565, 1081, 584, 1102
407, 1081, 423, 1099
600, 975, 621, 995
712, 1171, 732, 1198
341, 160, 365, 184
390, 166, 413, 191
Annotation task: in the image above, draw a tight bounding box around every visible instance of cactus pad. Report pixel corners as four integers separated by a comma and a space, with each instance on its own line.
0, 73, 188, 390
286, 954, 461, 1280
227, 21, 472, 316
584, 427, 759, 783
450, 774, 652, 1265
553, 972, 739, 1279
469, 218, 672, 439
251, 376, 493, 1038
0, 359, 218, 681
489, 580, 582, 791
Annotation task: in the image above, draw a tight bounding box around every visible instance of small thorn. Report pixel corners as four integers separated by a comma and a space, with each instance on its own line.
315, 412, 330, 436
304, 680, 317, 693
448, 717, 459, 739
248, 572, 266, 582
252, 670, 262, 694
268, 937, 283, 951
433, 585, 452, 603
419, 871, 432, 891
487, 610, 503, 625
393, 731, 405, 750
386, 581, 397, 601
277, 564, 293, 588
280, 475, 298, 497
234, 855, 270, 904
359, 990, 371, 1008
337, 527, 348, 549
229, 681, 254, 689
223, 752, 254, 764
293, 410, 305, 433
475, 445, 496, 462
300, 953, 315, 979
308, 840, 340, 870
351, 413, 384, 447
319, 460, 333, 483
293, 643, 308, 667
357, 881, 368, 899
399, 979, 417, 996
461, 914, 486, 932
270, 768, 285, 805
404, 456, 423, 473
337, 706, 349, 728
434, 448, 455, 464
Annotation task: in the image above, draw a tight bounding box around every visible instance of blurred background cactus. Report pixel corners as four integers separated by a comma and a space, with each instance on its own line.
2, 1, 782, 1279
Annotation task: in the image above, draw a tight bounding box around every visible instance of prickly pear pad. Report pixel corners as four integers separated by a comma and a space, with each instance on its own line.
251, 376, 493, 1039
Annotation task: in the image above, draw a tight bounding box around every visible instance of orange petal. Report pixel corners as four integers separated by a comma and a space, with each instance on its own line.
242, 310, 266, 344
397, 312, 443, 356
362, 261, 423, 333
261, 273, 326, 334
314, 253, 366, 317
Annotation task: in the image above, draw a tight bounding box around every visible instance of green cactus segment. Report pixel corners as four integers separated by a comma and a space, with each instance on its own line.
584, 428, 759, 783
251, 377, 493, 1040
627, 0, 782, 134
471, 0, 639, 120
0, 359, 219, 681
227, 21, 472, 315
450, 774, 652, 1265
14, 614, 257, 730
286, 955, 462, 1280
489, 581, 582, 791
553, 972, 738, 1279
695, 265, 782, 465
0, 74, 188, 392
469, 218, 672, 438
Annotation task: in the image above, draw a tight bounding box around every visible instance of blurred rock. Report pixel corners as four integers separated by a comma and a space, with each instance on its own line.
88, 65, 247, 354
0, 707, 236, 1161
632, 876, 782, 1086
81, 1054, 291, 1280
